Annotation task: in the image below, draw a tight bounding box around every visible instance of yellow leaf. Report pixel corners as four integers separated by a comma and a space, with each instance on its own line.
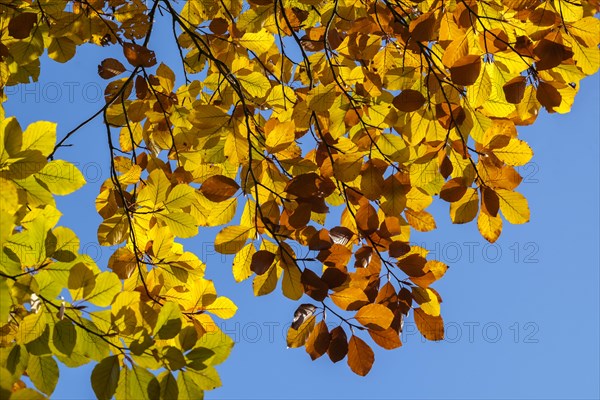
214, 225, 251, 254
477, 210, 503, 243
238, 71, 270, 98
412, 287, 440, 316
21, 121, 56, 157
307, 83, 338, 112
232, 243, 255, 283
286, 315, 316, 348
492, 138, 533, 166
330, 287, 369, 311
497, 189, 530, 224
204, 296, 237, 319
265, 121, 295, 153
405, 209, 436, 232
238, 29, 275, 55
48, 37, 76, 63
281, 263, 303, 300
450, 188, 479, 224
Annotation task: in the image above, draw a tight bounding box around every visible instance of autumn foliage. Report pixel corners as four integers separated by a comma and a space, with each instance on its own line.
1, 0, 599, 398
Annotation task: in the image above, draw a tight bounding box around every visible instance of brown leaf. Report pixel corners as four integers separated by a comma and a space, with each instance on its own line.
479, 29, 509, 53
449, 55, 481, 86
536, 81, 562, 112
135, 75, 148, 99
200, 175, 240, 202
305, 320, 331, 360
397, 254, 427, 277
409, 12, 437, 42
98, 58, 126, 80
392, 89, 426, 112
123, 42, 157, 68
347, 336, 374, 376
327, 326, 348, 363
356, 203, 379, 234
440, 156, 453, 179
209, 18, 229, 35
8, 12, 37, 39
503, 76, 527, 104
321, 267, 348, 289
354, 246, 373, 269
301, 269, 329, 301
250, 250, 275, 275
308, 228, 333, 251
481, 187, 500, 217
291, 304, 317, 331
414, 308, 444, 341
389, 241, 410, 258
533, 38, 572, 71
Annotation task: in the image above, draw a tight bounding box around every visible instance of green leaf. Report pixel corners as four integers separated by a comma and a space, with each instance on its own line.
185, 367, 221, 390
194, 329, 234, 366
177, 370, 204, 400
91, 355, 120, 400
50, 319, 76, 357
0, 367, 15, 398
0, 278, 12, 323
74, 319, 110, 362
115, 365, 159, 400
9, 388, 47, 400
154, 302, 182, 340
17, 311, 47, 345
159, 371, 179, 399
27, 355, 59, 396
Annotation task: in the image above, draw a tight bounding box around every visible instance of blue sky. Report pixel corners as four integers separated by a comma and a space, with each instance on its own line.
4, 23, 599, 400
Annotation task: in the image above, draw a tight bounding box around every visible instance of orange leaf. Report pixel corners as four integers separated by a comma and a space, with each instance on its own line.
347, 336, 374, 376
330, 287, 369, 311
368, 327, 402, 350
356, 203, 379, 234
354, 303, 394, 330
305, 320, 331, 360
414, 308, 444, 341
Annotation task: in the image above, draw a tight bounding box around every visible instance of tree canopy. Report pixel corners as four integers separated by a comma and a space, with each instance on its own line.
1, 0, 599, 398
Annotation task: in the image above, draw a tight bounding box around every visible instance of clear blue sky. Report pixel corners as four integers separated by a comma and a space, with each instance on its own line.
4, 19, 599, 400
